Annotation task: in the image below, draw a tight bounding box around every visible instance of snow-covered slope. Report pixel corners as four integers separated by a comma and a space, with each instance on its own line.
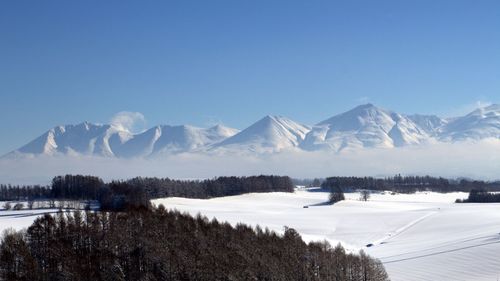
211, 115, 310, 153
301, 104, 430, 151
150, 125, 239, 155
153, 190, 500, 281
407, 114, 447, 136
6, 104, 500, 157
440, 104, 500, 141
9, 123, 239, 158
15, 122, 128, 157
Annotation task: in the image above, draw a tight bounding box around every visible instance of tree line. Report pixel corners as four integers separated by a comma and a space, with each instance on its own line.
456, 189, 500, 203
322, 175, 500, 193
0, 184, 51, 201
1, 175, 295, 211
126, 175, 294, 199
54, 175, 294, 211
0, 206, 389, 281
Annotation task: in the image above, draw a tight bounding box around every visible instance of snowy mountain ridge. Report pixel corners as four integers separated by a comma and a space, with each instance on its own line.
5, 104, 500, 158
211, 115, 310, 153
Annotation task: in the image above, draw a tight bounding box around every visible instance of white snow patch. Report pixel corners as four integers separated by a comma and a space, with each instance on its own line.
0, 209, 60, 234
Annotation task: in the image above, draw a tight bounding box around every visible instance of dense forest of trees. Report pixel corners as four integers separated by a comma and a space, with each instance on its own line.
0, 207, 389, 281
322, 175, 500, 193
0, 184, 51, 201
456, 189, 500, 203
51, 175, 104, 200
127, 175, 294, 199
1, 175, 294, 211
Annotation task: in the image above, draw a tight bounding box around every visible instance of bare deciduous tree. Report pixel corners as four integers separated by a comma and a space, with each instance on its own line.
360, 190, 370, 201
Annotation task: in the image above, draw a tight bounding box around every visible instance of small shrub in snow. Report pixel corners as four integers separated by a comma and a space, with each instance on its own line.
3, 202, 12, 210
13, 203, 24, 210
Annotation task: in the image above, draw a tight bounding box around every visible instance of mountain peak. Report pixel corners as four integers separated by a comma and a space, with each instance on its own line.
213, 115, 310, 153
440, 103, 500, 141
260, 114, 282, 122
250, 115, 297, 128
318, 103, 389, 127
356, 103, 377, 110
348, 103, 384, 112
77, 121, 93, 130
66, 121, 111, 132
304, 104, 433, 151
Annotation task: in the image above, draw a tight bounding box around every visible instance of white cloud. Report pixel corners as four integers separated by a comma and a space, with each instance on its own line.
110, 111, 146, 133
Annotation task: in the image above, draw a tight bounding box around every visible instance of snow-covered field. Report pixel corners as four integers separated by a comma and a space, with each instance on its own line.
0, 209, 60, 235
153, 190, 500, 281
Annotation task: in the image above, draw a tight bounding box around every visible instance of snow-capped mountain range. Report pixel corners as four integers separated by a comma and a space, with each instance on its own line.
6, 104, 500, 158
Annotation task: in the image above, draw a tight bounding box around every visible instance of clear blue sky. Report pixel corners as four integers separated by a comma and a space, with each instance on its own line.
1, 0, 499, 155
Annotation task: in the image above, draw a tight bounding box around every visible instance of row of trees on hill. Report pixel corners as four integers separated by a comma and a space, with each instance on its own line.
0, 185, 51, 201
126, 175, 294, 199
322, 175, 500, 193
0, 207, 389, 281
456, 189, 500, 203
50, 175, 149, 211
3, 175, 498, 205
0, 176, 105, 202
51, 175, 104, 200
1, 175, 295, 211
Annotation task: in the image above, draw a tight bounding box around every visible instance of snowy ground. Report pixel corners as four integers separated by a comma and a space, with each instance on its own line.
153, 190, 500, 281
0, 200, 94, 235
0, 209, 60, 235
